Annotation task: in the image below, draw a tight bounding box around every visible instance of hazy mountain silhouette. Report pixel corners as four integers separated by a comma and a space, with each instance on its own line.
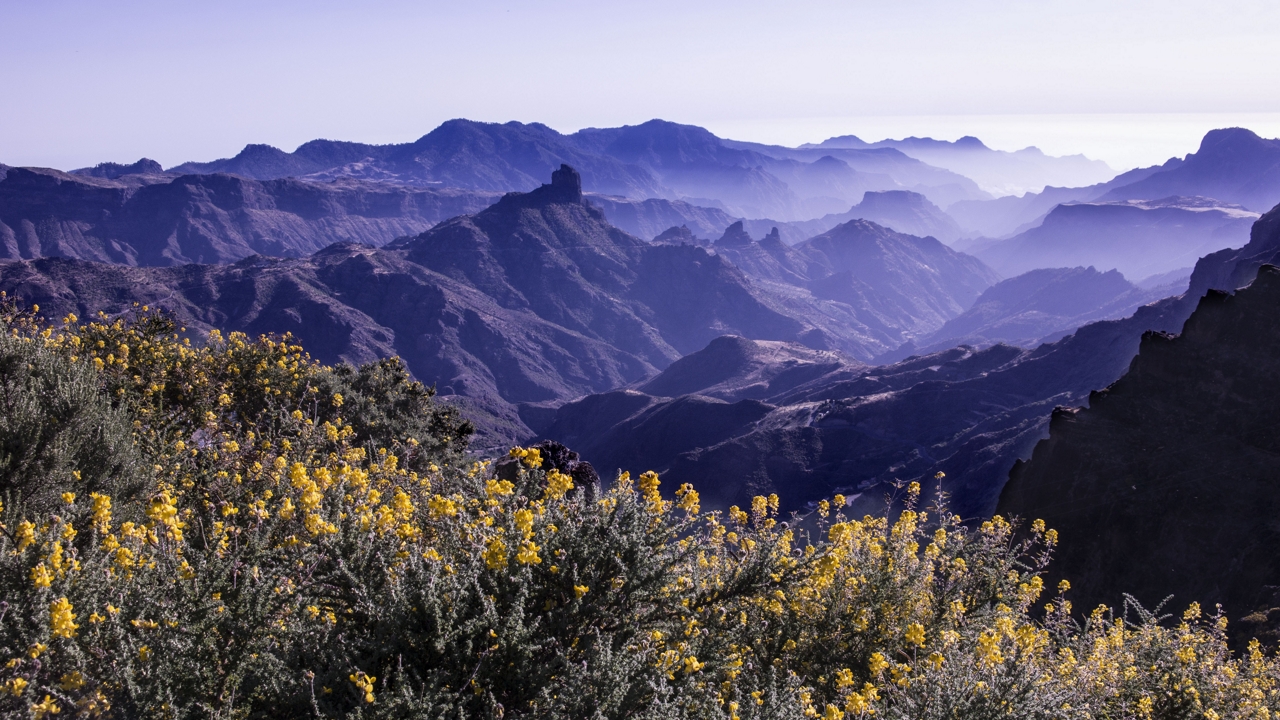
1101, 128, 1280, 212
805, 135, 1115, 196
947, 160, 1183, 239
975, 197, 1257, 279
710, 218, 999, 344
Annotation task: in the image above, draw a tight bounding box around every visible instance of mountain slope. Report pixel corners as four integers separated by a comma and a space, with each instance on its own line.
711, 218, 1000, 345
997, 264, 1280, 639
916, 266, 1178, 351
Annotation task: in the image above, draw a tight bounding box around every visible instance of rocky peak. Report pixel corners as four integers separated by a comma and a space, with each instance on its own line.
512, 163, 584, 207
761, 227, 783, 246
653, 225, 699, 245
72, 158, 164, 179
715, 220, 754, 248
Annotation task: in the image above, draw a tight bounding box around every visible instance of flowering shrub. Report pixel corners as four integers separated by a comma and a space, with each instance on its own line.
0, 297, 1278, 718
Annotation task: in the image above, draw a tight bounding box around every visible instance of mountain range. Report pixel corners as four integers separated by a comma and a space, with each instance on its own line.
156, 119, 991, 221
947, 128, 1280, 240
804, 135, 1115, 196
537, 200, 1280, 517
0, 166, 999, 447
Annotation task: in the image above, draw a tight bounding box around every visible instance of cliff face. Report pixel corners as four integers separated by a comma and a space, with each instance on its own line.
998, 264, 1280, 637
0, 168, 498, 266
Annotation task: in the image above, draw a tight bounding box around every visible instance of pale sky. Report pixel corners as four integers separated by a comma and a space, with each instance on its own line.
3, 0, 1279, 172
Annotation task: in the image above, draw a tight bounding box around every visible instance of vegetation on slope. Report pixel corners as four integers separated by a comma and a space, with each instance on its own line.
0, 296, 1277, 718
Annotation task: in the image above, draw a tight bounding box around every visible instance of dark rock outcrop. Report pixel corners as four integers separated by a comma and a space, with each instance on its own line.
998, 264, 1280, 641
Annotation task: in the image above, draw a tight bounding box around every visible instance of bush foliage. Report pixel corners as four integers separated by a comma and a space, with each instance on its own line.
0, 296, 1277, 719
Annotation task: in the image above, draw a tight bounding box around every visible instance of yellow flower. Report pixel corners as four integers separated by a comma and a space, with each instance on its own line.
4, 677, 28, 696
676, 484, 700, 515
89, 493, 112, 533
483, 537, 508, 570
332, 393, 344, 407
869, 652, 889, 675
16, 521, 36, 552
61, 492, 75, 505
544, 469, 574, 500
28, 643, 47, 659
349, 671, 375, 703
30, 695, 59, 719
905, 622, 926, 647
49, 597, 78, 638
822, 704, 845, 720
516, 540, 542, 565
514, 508, 535, 537
30, 563, 53, 588
138, 645, 152, 661
574, 585, 590, 598
683, 655, 704, 674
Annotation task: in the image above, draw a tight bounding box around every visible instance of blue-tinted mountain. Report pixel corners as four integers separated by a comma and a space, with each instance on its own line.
0, 166, 999, 445
1101, 128, 1280, 212
947, 159, 1184, 239
975, 196, 1257, 279
172, 121, 668, 199
826, 190, 963, 243
711, 218, 999, 344
165, 118, 989, 221
805, 135, 1115, 196
0, 167, 498, 265
584, 195, 738, 240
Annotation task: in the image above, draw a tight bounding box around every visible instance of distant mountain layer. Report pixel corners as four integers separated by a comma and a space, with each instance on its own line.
998, 262, 1280, 643
805, 134, 1115, 196
538, 201, 1280, 517
0, 166, 997, 447
161, 118, 989, 221
0, 167, 498, 265
974, 197, 1257, 280
913, 266, 1178, 354
1101, 128, 1280, 212
949, 127, 1280, 239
